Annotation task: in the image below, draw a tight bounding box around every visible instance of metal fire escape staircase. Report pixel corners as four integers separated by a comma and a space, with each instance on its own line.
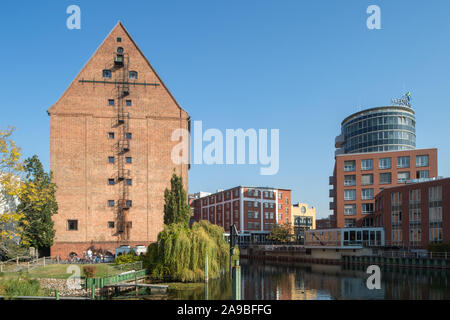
78, 47, 161, 243
113, 51, 131, 241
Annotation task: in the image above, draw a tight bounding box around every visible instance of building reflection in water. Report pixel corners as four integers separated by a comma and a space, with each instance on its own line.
240, 259, 450, 300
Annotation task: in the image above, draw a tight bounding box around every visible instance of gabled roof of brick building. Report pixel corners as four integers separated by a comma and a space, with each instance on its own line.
48, 21, 188, 117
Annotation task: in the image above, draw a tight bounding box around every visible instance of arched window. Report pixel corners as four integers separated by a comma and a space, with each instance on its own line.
117, 47, 124, 54
102, 69, 112, 78
129, 71, 138, 80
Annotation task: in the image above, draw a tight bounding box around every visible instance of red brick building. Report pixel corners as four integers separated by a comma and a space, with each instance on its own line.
372, 177, 450, 249
329, 148, 438, 228
315, 215, 335, 230
192, 186, 291, 243
48, 22, 189, 257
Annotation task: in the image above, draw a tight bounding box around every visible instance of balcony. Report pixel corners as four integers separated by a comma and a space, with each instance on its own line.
118, 199, 132, 210
117, 140, 130, 154
335, 148, 345, 156
329, 189, 336, 197
335, 134, 345, 148
116, 112, 129, 125
117, 168, 131, 181
329, 176, 336, 185
114, 54, 124, 67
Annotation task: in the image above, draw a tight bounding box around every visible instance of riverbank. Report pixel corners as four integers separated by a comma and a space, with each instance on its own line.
241, 245, 450, 270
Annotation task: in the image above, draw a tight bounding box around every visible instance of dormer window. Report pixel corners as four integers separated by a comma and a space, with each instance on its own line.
129, 71, 138, 80
102, 69, 112, 78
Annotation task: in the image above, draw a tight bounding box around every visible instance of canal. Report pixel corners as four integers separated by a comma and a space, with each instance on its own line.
118, 258, 450, 300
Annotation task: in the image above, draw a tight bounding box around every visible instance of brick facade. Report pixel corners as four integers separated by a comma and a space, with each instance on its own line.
329, 148, 438, 229
192, 186, 291, 241
49, 22, 189, 258
372, 178, 450, 249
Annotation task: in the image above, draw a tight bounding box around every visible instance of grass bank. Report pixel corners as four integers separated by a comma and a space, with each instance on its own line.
0, 263, 123, 280
0, 275, 50, 297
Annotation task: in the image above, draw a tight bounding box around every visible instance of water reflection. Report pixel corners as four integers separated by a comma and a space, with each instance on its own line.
131, 259, 450, 300
240, 259, 450, 300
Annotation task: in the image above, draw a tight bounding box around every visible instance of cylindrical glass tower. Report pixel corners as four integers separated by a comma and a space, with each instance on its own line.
335, 106, 416, 155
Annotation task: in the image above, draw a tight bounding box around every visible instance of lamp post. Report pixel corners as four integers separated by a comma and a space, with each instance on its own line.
205, 255, 209, 300
229, 224, 237, 277
232, 259, 241, 300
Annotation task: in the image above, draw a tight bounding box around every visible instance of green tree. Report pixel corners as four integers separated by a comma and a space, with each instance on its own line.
17, 155, 57, 252
163, 173, 190, 227
146, 220, 229, 282
268, 223, 294, 243
144, 173, 229, 282
0, 127, 27, 257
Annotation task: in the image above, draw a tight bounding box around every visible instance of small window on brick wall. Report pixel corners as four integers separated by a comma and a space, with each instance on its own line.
108, 156, 115, 164
126, 179, 132, 186
126, 133, 132, 139
108, 200, 115, 207
129, 71, 138, 80
108, 132, 115, 139
108, 221, 115, 228
108, 179, 115, 185
126, 157, 132, 164
67, 220, 78, 231
103, 70, 112, 78
108, 99, 115, 106
126, 100, 132, 106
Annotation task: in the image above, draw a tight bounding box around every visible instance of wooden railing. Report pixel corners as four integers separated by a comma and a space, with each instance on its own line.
85, 269, 148, 290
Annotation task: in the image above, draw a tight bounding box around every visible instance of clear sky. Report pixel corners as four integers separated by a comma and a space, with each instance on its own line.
0, 0, 449, 219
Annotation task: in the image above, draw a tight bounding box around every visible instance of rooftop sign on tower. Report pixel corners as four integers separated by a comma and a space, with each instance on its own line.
391, 92, 412, 108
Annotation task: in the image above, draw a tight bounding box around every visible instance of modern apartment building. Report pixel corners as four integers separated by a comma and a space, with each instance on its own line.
334, 105, 417, 156
192, 186, 291, 243
48, 22, 189, 257
329, 102, 438, 229
372, 177, 450, 249
330, 149, 438, 228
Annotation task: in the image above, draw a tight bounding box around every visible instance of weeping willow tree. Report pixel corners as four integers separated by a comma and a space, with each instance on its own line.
146, 173, 229, 282
146, 220, 230, 282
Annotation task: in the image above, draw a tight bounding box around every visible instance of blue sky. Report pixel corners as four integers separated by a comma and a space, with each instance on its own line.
0, 0, 449, 219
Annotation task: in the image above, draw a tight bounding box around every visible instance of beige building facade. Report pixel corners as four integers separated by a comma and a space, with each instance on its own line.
291, 203, 316, 240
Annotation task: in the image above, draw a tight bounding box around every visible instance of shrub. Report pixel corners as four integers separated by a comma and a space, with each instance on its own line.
114, 251, 142, 265
83, 266, 97, 278
0, 276, 45, 298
